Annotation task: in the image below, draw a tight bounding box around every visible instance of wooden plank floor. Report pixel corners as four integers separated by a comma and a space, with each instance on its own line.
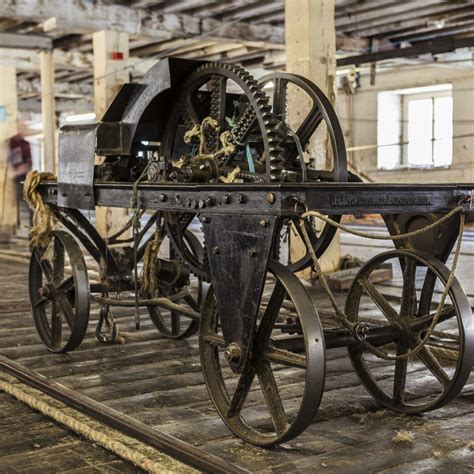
0, 392, 139, 473
0, 240, 473, 473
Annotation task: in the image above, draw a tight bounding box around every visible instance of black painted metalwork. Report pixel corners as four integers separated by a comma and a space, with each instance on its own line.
26, 58, 474, 447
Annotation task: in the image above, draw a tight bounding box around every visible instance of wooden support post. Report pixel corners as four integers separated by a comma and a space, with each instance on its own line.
0, 66, 18, 242
285, 0, 340, 275
39, 50, 56, 172
93, 30, 130, 238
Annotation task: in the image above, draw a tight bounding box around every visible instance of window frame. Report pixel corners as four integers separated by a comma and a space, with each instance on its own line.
401, 89, 453, 167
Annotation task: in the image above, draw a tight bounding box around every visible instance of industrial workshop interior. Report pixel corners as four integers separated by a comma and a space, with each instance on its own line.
0, 0, 473, 472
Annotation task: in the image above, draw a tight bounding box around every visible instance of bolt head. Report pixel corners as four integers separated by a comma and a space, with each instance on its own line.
212, 246, 220, 254
248, 249, 256, 257
260, 219, 268, 227
159, 194, 167, 202
267, 192, 276, 204
224, 343, 242, 363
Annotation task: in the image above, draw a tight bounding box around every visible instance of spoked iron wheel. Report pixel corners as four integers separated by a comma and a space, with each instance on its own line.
200, 261, 325, 446
29, 230, 90, 353
345, 249, 474, 413
260, 72, 348, 272
148, 229, 206, 339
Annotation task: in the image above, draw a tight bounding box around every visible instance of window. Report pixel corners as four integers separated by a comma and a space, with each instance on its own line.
377, 84, 453, 169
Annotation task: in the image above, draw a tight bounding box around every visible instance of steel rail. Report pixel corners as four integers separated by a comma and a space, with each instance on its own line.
0, 356, 248, 474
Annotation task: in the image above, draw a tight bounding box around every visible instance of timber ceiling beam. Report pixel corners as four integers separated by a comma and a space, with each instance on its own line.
0, 0, 284, 44
0, 32, 52, 49
337, 35, 474, 66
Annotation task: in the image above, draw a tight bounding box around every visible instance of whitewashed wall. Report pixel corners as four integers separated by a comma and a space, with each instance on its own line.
336, 65, 474, 183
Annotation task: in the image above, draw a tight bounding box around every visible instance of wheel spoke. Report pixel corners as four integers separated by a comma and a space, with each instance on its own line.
183, 293, 200, 311
400, 258, 417, 318
256, 360, 288, 436
262, 346, 306, 369
53, 238, 65, 284
416, 345, 451, 388
203, 333, 226, 347
56, 293, 75, 330
295, 108, 322, 148
410, 305, 456, 331
33, 295, 51, 309
393, 342, 408, 404
231, 103, 257, 145
256, 282, 285, 345
210, 76, 227, 129
273, 76, 287, 119
34, 250, 54, 284
359, 277, 398, 322
50, 300, 62, 348
226, 366, 257, 418
57, 276, 75, 293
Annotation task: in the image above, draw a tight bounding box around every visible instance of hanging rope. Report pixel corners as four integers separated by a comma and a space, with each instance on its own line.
23, 170, 57, 248
140, 229, 162, 295
301, 205, 464, 241
298, 205, 465, 361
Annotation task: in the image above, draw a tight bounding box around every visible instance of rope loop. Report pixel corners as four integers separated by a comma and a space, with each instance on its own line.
23, 170, 57, 248
298, 206, 465, 361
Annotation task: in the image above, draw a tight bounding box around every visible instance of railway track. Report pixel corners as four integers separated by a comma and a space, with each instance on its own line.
0, 355, 248, 474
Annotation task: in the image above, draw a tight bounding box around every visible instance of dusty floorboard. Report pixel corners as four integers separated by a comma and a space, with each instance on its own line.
0, 239, 473, 473
0, 392, 140, 473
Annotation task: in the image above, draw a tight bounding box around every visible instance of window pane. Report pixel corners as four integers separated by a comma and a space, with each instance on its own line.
407, 98, 433, 165
433, 96, 453, 166
377, 92, 402, 169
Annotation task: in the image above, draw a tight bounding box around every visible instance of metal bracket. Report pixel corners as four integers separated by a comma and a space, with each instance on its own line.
202, 214, 277, 372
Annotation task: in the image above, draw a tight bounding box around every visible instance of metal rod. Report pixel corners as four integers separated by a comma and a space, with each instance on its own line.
0, 356, 247, 474
90, 294, 201, 320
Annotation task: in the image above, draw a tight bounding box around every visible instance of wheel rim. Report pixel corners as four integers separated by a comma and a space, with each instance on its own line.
148, 229, 204, 339
199, 260, 325, 446
29, 230, 90, 353
345, 249, 473, 413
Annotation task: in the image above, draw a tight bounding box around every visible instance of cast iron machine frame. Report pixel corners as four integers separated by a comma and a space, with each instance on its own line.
27, 58, 474, 447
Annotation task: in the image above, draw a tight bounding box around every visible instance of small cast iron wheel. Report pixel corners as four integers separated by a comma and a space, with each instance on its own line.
345, 249, 474, 413
260, 73, 348, 272
148, 230, 205, 339
29, 230, 90, 353
199, 260, 325, 446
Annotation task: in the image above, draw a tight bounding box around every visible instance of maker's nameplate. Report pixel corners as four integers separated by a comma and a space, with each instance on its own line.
331, 194, 433, 207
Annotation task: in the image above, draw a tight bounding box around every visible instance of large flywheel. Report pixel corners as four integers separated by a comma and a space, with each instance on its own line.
260, 73, 349, 272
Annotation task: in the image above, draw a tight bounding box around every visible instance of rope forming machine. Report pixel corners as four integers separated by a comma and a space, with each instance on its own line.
27, 58, 474, 446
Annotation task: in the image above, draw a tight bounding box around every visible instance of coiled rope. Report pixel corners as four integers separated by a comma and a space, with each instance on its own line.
298, 205, 465, 361
0, 372, 192, 473
23, 170, 57, 247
